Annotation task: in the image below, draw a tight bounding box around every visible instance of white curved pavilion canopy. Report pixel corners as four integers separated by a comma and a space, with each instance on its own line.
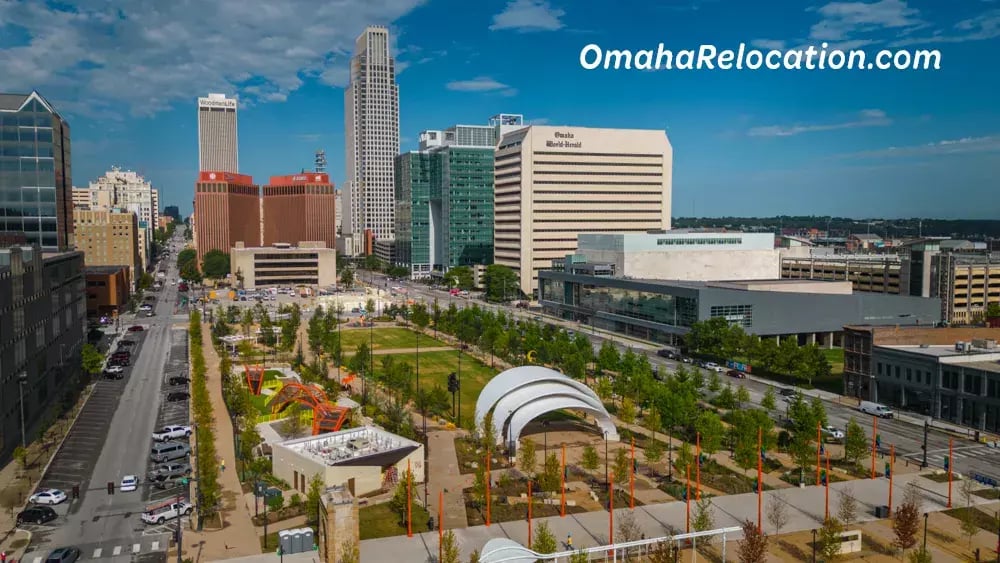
474, 366, 620, 446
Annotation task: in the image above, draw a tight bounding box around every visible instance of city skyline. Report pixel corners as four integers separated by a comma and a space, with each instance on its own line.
0, 0, 997, 218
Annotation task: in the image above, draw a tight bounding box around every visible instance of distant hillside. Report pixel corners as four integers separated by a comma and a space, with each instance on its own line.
671, 216, 1000, 240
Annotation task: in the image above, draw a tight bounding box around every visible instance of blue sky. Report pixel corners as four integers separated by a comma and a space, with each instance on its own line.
1, 0, 998, 218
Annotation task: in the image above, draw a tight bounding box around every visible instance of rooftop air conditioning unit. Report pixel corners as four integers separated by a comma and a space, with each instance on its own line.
972, 339, 997, 350
919, 344, 930, 348
955, 341, 966, 352
347, 438, 370, 451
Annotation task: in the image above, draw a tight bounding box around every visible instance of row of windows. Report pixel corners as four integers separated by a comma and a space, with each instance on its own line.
658, 237, 743, 246
532, 151, 664, 158
709, 305, 753, 328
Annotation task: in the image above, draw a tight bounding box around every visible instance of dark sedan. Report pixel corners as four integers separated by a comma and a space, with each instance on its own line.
169, 376, 190, 386
166, 392, 189, 402
17, 505, 57, 526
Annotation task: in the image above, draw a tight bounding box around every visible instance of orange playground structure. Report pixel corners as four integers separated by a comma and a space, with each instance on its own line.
269, 382, 350, 435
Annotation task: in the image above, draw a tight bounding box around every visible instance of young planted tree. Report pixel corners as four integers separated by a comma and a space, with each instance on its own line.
532, 521, 557, 555
692, 498, 715, 533
761, 387, 777, 412
843, 418, 868, 465
619, 397, 637, 425
441, 530, 461, 563
837, 487, 858, 526
617, 509, 643, 542
581, 444, 600, 475
767, 492, 789, 534
818, 518, 845, 561
613, 447, 630, 488
959, 477, 979, 546
518, 437, 537, 477
736, 386, 751, 409
539, 453, 561, 493
736, 518, 770, 563
892, 501, 920, 556
81, 343, 104, 376
644, 439, 664, 471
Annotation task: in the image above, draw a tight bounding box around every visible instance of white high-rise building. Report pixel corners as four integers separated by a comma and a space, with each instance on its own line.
80, 167, 160, 272
343, 25, 400, 254
198, 93, 239, 173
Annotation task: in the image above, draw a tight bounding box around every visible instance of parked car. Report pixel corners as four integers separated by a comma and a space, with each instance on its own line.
166, 392, 189, 403
128, 325, 144, 332
145, 311, 156, 317
117, 339, 135, 347
141, 501, 193, 524
779, 388, 797, 398
148, 462, 192, 481
139, 304, 153, 312
726, 369, 746, 379
704, 362, 725, 373
120, 475, 139, 492
45, 547, 81, 563
168, 376, 190, 386
16, 505, 57, 526
29, 489, 67, 505
823, 426, 845, 441
150, 441, 191, 463
152, 425, 192, 441
103, 368, 124, 380
656, 349, 678, 360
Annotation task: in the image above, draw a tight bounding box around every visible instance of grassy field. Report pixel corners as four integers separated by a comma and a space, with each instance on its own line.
363, 350, 497, 424
823, 348, 845, 376
359, 502, 431, 539
339, 327, 447, 352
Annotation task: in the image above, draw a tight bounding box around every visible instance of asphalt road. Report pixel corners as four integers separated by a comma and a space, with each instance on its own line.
24, 235, 187, 563
370, 272, 1000, 481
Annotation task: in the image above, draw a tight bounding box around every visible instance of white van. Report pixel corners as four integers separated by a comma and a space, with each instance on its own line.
859, 401, 894, 419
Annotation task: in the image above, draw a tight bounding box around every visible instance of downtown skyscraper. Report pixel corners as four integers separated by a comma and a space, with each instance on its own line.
197, 93, 239, 173
343, 25, 400, 255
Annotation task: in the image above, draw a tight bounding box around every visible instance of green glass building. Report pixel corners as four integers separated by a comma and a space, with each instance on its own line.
395, 123, 499, 278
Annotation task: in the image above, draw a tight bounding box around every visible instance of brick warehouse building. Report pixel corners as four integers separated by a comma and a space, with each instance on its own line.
193, 171, 261, 263
262, 173, 336, 248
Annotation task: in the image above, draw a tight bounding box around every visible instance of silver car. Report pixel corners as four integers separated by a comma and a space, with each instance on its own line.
147, 461, 192, 480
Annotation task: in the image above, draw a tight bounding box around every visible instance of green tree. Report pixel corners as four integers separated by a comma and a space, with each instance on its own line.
715, 384, 737, 409
597, 341, 621, 375
444, 266, 474, 290
643, 439, 664, 468
13, 446, 27, 469
692, 498, 715, 532
441, 530, 461, 563
389, 468, 415, 521
619, 397, 637, 425
180, 259, 202, 283
695, 411, 725, 454
532, 521, 557, 555
818, 518, 844, 561
305, 474, 324, 526
843, 418, 869, 465
707, 371, 722, 393
177, 248, 197, 271
348, 342, 371, 377
736, 386, 751, 409
736, 518, 769, 563
482, 264, 520, 302
675, 441, 694, 472
987, 302, 1000, 320
340, 268, 355, 289
907, 547, 933, 563
80, 343, 104, 376
538, 453, 561, 493
518, 437, 537, 477
612, 447, 630, 487
761, 387, 777, 412
201, 249, 231, 278
581, 445, 600, 474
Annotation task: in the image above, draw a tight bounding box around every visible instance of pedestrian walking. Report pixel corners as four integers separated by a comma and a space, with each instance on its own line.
2, 550, 8, 563
567, 534, 572, 549
220, 459, 226, 472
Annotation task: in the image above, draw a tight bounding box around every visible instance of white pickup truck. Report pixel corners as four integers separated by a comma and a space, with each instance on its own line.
141, 501, 193, 524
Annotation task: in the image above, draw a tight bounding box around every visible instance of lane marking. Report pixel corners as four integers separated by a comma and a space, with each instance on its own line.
133, 543, 141, 553
93, 548, 102, 558
152, 541, 160, 550
33, 557, 42, 563
113, 546, 122, 556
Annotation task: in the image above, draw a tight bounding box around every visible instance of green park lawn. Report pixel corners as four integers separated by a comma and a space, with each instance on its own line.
359, 502, 431, 540
355, 349, 497, 425
338, 326, 448, 352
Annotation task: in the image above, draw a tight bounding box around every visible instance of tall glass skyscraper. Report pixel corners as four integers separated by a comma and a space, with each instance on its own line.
394, 121, 497, 278
0, 91, 73, 250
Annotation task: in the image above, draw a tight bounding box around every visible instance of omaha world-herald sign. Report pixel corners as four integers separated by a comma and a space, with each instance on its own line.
545, 131, 583, 148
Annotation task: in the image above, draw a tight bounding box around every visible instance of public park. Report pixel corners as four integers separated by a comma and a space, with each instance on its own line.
199, 288, 1000, 563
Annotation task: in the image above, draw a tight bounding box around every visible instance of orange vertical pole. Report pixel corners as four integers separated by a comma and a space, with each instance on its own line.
438, 490, 443, 562
685, 464, 691, 533
486, 453, 491, 527
696, 432, 702, 500
407, 459, 413, 537
888, 444, 895, 516
948, 437, 953, 508
824, 451, 830, 521
816, 421, 822, 486
609, 471, 615, 549
528, 480, 533, 547
871, 416, 878, 479
630, 436, 636, 510
757, 427, 763, 533
560, 443, 566, 517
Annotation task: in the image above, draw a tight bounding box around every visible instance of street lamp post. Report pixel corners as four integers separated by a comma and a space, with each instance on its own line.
604, 430, 610, 485
18, 372, 28, 449
923, 512, 929, 553
811, 529, 817, 563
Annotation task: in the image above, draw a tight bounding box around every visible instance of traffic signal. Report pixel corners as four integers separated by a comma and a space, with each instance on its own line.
107, 482, 115, 495
447, 372, 459, 393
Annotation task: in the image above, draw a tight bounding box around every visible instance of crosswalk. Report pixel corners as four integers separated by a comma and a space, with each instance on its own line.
31, 540, 164, 562
903, 443, 1000, 461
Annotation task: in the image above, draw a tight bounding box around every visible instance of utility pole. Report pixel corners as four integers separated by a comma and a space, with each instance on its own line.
921, 419, 929, 468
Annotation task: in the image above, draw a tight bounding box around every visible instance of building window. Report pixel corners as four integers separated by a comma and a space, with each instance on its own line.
708, 304, 753, 328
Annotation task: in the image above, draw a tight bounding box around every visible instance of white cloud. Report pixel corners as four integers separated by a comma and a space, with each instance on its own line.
807, 0, 923, 41
750, 39, 787, 50
889, 9, 1000, 46
489, 0, 565, 32
841, 135, 1000, 158
748, 109, 891, 137
527, 118, 550, 125
0, 0, 425, 117
445, 76, 517, 96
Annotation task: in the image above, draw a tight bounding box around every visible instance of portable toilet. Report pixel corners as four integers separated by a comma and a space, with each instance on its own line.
301, 527, 315, 551
290, 528, 305, 553
279, 530, 293, 555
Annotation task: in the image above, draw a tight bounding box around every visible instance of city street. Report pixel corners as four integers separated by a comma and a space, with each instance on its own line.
23, 236, 185, 563
369, 272, 1000, 481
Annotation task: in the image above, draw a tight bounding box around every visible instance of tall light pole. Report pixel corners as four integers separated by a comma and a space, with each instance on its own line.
18, 372, 28, 449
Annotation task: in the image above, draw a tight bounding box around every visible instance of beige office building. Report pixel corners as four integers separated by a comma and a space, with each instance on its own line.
494, 125, 672, 297
198, 93, 239, 173
73, 209, 141, 289
231, 241, 337, 288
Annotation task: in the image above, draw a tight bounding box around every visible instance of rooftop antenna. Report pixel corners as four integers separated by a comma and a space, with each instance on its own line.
315, 149, 327, 173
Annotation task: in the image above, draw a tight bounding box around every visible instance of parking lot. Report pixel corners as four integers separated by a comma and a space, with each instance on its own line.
36, 329, 148, 516
146, 327, 191, 504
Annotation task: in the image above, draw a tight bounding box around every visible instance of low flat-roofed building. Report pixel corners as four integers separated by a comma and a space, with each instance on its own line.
870, 336, 1000, 431
85, 266, 130, 316
231, 241, 337, 288
539, 270, 940, 348
271, 426, 424, 497
575, 231, 781, 281
844, 325, 1000, 402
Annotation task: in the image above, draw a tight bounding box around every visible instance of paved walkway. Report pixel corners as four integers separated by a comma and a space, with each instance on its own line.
360, 471, 996, 562
426, 431, 470, 529
176, 326, 260, 562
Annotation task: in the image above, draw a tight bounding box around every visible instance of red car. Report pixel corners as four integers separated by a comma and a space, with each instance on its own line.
128, 325, 144, 332
726, 369, 746, 379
